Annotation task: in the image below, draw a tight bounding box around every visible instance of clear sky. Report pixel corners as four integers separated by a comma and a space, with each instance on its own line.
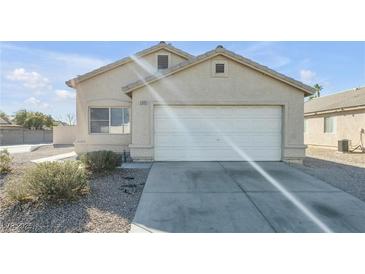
1, 41, 364, 120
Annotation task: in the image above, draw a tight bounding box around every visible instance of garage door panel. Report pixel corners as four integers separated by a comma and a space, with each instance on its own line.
155, 119, 281, 132
155, 134, 282, 147
154, 106, 282, 161
155, 148, 282, 161
155, 106, 281, 118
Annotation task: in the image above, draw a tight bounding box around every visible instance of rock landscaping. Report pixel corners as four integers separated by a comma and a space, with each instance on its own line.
290, 156, 365, 203
0, 146, 150, 232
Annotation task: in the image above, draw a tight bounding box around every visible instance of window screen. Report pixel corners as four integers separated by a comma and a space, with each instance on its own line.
90, 108, 109, 133
111, 108, 123, 126
90, 107, 130, 134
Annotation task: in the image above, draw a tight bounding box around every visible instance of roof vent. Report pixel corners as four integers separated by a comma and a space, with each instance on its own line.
159, 41, 166, 44
216, 45, 224, 49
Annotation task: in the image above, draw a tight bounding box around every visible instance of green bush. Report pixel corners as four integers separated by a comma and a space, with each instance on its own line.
80, 150, 119, 173
0, 149, 12, 175
5, 161, 89, 203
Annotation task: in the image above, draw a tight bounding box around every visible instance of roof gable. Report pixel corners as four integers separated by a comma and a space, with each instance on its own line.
66, 42, 194, 88
122, 46, 316, 96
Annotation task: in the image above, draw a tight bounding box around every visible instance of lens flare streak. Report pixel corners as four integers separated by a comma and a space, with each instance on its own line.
130, 56, 332, 233
222, 135, 333, 233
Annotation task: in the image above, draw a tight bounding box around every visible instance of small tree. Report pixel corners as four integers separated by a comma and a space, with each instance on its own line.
15, 109, 28, 125
44, 114, 54, 128
14, 109, 55, 129
23, 112, 44, 129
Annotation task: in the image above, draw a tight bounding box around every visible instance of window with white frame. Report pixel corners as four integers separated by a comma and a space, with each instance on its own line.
324, 116, 335, 133
90, 107, 130, 134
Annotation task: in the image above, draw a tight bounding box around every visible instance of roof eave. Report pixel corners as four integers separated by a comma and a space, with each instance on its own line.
122, 49, 316, 96
65, 79, 74, 88
305, 104, 365, 116
66, 42, 194, 88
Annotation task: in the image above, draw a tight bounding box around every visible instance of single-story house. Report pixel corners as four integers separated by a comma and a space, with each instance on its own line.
66, 42, 315, 162
304, 87, 365, 150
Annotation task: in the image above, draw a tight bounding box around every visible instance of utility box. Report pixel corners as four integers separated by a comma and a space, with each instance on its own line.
338, 139, 351, 152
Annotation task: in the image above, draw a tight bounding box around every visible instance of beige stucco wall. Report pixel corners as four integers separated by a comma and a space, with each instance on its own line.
74, 50, 187, 153
305, 110, 365, 149
130, 55, 306, 161
53, 125, 76, 145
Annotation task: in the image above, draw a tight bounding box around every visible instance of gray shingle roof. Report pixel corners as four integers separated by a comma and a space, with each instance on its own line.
66, 42, 194, 88
122, 46, 316, 96
304, 87, 365, 114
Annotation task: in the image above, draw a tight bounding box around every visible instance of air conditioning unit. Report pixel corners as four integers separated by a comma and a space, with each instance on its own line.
338, 139, 351, 152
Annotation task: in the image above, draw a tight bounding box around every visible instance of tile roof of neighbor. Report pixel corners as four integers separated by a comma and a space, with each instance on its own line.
304, 86, 365, 114
66, 42, 194, 87
121, 45, 316, 96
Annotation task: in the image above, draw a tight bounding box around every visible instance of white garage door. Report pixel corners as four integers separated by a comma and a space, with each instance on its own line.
154, 106, 282, 161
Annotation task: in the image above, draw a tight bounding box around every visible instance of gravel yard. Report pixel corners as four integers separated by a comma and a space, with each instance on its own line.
290, 157, 365, 203
0, 146, 150, 233
306, 147, 365, 168
0, 145, 75, 189
0, 169, 149, 232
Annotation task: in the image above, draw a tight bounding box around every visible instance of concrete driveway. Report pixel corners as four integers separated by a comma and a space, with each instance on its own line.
131, 162, 365, 233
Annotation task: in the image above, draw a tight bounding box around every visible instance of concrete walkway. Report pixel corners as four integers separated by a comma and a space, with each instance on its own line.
131, 162, 365, 233
0, 144, 51, 154
31, 151, 77, 163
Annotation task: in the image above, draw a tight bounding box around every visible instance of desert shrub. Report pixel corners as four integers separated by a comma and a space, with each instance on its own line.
5, 161, 89, 203
4, 178, 32, 203
80, 150, 119, 173
0, 149, 12, 174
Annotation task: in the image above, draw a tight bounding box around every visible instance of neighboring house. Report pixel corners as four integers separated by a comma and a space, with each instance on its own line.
0, 117, 11, 125
66, 42, 315, 162
304, 87, 365, 150
0, 117, 21, 128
